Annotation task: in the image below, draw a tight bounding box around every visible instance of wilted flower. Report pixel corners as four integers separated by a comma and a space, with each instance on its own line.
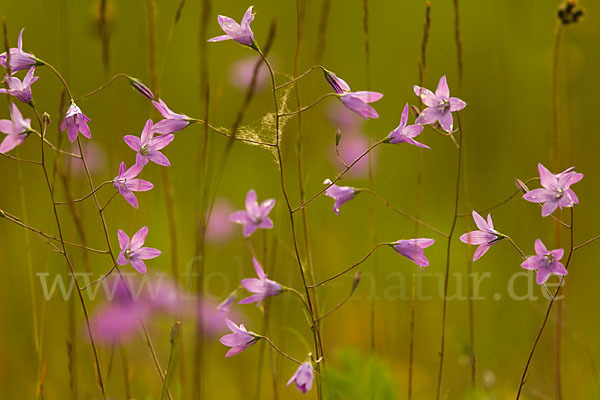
229, 189, 275, 237
117, 226, 161, 274
392, 239, 435, 269
0, 103, 31, 153
522, 163, 583, 217
385, 103, 428, 148
60, 102, 91, 143
208, 6, 256, 48
220, 319, 260, 357
323, 69, 351, 94
0, 67, 39, 104
323, 179, 356, 215
340, 91, 383, 120
124, 119, 174, 167
459, 211, 504, 261
414, 75, 466, 132
112, 162, 153, 209
521, 239, 567, 284
0, 28, 37, 72
152, 98, 190, 134
239, 258, 282, 305
287, 361, 314, 394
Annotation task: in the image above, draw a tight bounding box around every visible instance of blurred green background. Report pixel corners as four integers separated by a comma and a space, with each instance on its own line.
1, 0, 600, 398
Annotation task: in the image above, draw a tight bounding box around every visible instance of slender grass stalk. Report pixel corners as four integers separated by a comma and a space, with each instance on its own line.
410, 4, 430, 397
436, 113, 464, 400
516, 208, 574, 399
551, 20, 565, 400
314, 0, 331, 64
161, 321, 183, 400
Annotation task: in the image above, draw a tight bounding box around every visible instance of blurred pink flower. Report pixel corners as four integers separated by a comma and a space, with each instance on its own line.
287, 361, 314, 394
230, 56, 268, 91
205, 198, 235, 244
69, 141, 106, 176
329, 131, 376, 178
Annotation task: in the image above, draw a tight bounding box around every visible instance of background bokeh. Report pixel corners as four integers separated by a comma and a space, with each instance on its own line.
1, 0, 599, 399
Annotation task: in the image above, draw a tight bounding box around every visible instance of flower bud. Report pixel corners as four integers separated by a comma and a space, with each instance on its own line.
410, 105, 421, 118
351, 271, 361, 293
335, 128, 342, 146
170, 320, 182, 345
42, 112, 51, 126
127, 76, 154, 100
515, 179, 529, 194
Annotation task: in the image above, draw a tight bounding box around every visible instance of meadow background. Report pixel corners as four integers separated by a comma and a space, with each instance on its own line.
1, 0, 599, 398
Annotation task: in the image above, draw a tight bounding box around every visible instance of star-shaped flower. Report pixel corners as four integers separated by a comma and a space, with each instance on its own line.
117, 226, 161, 274
124, 119, 174, 167
229, 189, 275, 237
0, 103, 31, 153
521, 239, 567, 285
0, 67, 39, 104
522, 163, 583, 217
386, 103, 428, 148
413, 75, 466, 132
112, 162, 154, 209
239, 258, 282, 305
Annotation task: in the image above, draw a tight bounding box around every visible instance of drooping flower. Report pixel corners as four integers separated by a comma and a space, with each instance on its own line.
0, 28, 37, 72
521, 239, 567, 285
0, 103, 31, 153
287, 361, 314, 394
112, 162, 154, 208
392, 239, 435, 269
0, 67, 39, 104
229, 189, 275, 237
219, 318, 260, 357
117, 226, 161, 274
413, 75, 467, 133
60, 102, 91, 143
459, 211, 504, 261
323, 69, 351, 94
208, 6, 256, 48
152, 98, 190, 134
323, 179, 356, 215
124, 119, 174, 167
239, 258, 282, 305
385, 103, 428, 148
522, 163, 583, 217
127, 76, 154, 99
339, 91, 383, 119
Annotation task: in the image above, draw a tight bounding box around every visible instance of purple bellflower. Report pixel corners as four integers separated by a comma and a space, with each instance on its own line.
323, 69, 351, 94
61, 102, 91, 143
208, 6, 256, 48
152, 98, 190, 134
113, 162, 154, 209
239, 258, 282, 305
229, 189, 275, 237
287, 361, 314, 394
521, 239, 567, 285
385, 103, 428, 148
220, 318, 260, 357
323, 179, 356, 215
0, 103, 31, 153
340, 91, 383, 120
459, 211, 504, 261
413, 75, 467, 132
522, 163, 583, 217
0, 28, 37, 73
0, 67, 38, 104
124, 119, 174, 167
392, 239, 435, 269
117, 226, 161, 274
